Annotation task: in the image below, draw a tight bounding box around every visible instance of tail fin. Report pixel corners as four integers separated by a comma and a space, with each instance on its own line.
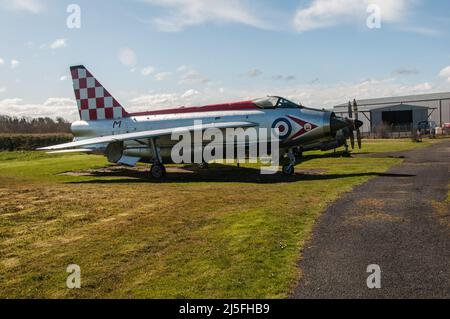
70, 65, 128, 121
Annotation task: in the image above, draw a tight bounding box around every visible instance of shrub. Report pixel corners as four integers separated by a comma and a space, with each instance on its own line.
0, 134, 73, 151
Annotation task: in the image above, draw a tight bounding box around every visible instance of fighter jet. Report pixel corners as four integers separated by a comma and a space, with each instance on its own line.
40, 65, 360, 178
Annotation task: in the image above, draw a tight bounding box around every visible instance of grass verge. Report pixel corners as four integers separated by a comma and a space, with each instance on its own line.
0, 139, 438, 298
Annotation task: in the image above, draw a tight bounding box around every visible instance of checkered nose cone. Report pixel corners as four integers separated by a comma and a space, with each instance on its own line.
70, 65, 128, 121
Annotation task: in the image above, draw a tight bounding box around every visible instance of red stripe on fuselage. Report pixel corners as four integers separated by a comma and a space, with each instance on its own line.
127, 101, 258, 117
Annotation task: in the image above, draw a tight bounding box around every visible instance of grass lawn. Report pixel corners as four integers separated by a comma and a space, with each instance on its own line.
0, 139, 439, 298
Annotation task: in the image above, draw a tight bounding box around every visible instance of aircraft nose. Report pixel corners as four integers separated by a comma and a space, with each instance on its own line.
330, 116, 349, 134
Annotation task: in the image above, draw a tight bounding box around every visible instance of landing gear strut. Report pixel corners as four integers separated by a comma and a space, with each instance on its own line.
149, 138, 166, 179
342, 142, 351, 158
282, 148, 297, 176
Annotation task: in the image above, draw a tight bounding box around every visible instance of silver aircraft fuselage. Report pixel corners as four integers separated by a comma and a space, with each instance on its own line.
70, 102, 343, 163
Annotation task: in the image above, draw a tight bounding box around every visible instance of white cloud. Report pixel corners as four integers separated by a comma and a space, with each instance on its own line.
135, 77, 446, 112
155, 72, 172, 81
181, 89, 200, 98
274, 79, 436, 107
439, 66, 450, 82
0, 98, 23, 105
141, 66, 155, 76
60, 75, 68, 81
248, 68, 262, 78
1, 0, 44, 14
177, 65, 188, 72
10, 59, 20, 69
128, 89, 208, 111
411, 82, 432, 91
3, 76, 446, 120
0, 87, 6, 93
0, 57, 4, 65
43, 97, 75, 107
142, 0, 270, 32
293, 0, 411, 32
118, 47, 137, 66
0, 97, 78, 120
178, 66, 209, 84
129, 93, 180, 109
50, 38, 67, 49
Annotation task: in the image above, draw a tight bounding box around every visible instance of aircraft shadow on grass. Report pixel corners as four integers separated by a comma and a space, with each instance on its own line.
67, 158, 415, 185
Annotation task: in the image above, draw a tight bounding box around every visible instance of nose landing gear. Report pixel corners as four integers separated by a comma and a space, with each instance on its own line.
282, 148, 300, 176
282, 163, 295, 175
342, 142, 352, 158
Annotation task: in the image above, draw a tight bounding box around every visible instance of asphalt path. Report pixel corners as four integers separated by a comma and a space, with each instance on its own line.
292, 140, 450, 298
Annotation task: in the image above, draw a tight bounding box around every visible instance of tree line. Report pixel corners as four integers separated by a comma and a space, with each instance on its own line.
0, 115, 71, 134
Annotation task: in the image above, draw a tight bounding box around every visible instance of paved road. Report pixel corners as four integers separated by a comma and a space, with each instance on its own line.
292, 140, 450, 298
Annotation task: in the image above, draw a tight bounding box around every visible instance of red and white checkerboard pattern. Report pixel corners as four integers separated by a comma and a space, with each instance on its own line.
71, 65, 128, 121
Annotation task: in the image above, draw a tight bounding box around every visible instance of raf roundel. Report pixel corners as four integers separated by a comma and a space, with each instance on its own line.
272, 118, 292, 140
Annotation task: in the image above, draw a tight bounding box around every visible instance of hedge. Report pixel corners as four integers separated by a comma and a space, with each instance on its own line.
0, 134, 73, 151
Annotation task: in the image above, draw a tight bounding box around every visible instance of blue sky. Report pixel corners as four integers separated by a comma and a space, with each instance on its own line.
1, 0, 450, 120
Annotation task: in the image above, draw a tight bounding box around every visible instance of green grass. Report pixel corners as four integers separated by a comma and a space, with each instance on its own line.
0, 139, 439, 298
307, 138, 440, 156
351, 138, 441, 153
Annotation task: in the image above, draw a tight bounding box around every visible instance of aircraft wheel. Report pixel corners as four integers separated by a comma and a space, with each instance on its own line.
282, 164, 295, 176
150, 164, 166, 179
198, 161, 209, 169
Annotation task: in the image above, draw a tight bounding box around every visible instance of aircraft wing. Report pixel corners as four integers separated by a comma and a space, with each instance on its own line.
38, 121, 257, 151
46, 149, 94, 154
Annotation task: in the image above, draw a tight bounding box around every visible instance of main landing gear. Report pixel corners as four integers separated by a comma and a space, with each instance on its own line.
198, 161, 209, 169
148, 138, 166, 179
150, 163, 166, 179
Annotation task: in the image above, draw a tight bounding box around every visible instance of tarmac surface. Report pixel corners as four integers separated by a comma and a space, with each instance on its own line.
292, 140, 450, 298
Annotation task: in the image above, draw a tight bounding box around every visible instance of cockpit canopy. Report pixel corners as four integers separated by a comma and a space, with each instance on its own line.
252, 96, 302, 109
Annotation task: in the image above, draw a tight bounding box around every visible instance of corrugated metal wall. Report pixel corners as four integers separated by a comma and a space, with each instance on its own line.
333, 99, 450, 133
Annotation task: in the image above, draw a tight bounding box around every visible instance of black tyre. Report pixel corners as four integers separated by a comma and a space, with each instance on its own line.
198, 161, 209, 169
282, 164, 295, 176
150, 164, 166, 179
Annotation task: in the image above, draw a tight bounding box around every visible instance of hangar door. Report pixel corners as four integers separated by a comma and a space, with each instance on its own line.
381, 110, 413, 125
